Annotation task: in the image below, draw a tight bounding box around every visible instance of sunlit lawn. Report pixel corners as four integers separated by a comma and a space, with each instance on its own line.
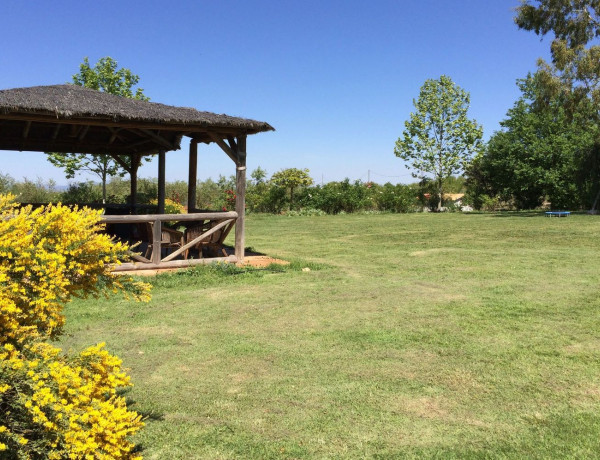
60, 212, 600, 459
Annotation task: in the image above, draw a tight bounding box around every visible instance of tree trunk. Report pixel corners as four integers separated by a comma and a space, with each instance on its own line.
590, 186, 600, 213
437, 131, 444, 212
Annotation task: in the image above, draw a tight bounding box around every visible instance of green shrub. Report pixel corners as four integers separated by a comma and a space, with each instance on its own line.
373, 183, 418, 213
12, 178, 59, 203
0, 173, 15, 194
302, 179, 373, 214
61, 181, 103, 204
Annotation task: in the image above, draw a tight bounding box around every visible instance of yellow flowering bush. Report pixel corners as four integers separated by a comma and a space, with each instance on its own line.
0, 195, 149, 345
0, 194, 151, 459
149, 198, 185, 214
0, 343, 143, 458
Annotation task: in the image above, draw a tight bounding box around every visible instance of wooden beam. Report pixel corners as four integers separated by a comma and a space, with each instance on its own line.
162, 218, 235, 262
135, 128, 177, 150
226, 136, 237, 151
78, 125, 90, 141
130, 154, 141, 213
101, 211, 237, 224
130, 253, 151, 263
125, 139, 156, 150
235, 135, 247, 262
52, 124, 61, 140
0, 113, 265, 135
109, 153, 132, 173
188, 140, 198, 212
207, 132, 238, 164
111, 255, 238, 272
107, 127, 124, 144
151, 219, 162, 264
0, 137, 157, 156
157, 151, 166, 214
22, 121, 31, 139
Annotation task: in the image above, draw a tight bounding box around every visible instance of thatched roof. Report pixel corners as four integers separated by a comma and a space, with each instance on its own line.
0, 85, 274, 131
0, 84, 274, 155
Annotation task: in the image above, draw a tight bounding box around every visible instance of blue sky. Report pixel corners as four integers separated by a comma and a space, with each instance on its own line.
0, 0, 550, 185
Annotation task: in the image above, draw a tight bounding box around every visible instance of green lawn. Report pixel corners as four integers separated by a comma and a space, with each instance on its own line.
60, 212, 600, 459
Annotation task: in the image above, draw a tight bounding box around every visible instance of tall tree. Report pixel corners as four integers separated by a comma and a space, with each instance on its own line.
467, 74, 598, 210
515, 1, 600, 48
46, 57, 149, 203
516, 1, 600, 209
394, 75, 483, 211
515, 1, 600, 108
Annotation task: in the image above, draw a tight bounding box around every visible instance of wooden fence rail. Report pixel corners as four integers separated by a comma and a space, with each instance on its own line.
101, 211, 238, 272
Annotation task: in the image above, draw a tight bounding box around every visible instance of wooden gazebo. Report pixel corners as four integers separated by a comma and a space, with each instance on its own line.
0, 84, 274, 269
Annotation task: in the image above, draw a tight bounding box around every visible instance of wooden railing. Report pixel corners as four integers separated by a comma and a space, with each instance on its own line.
101, 211, 238, 272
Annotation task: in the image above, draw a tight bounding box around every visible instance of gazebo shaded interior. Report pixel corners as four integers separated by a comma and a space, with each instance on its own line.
0, 84, 274, 266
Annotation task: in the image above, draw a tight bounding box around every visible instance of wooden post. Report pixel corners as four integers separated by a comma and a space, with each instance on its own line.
130, 154, 140, 214
151, 218, 162, 264
235, 135, 247, 262
188, 140, 198, 212
158, 151, 166, 214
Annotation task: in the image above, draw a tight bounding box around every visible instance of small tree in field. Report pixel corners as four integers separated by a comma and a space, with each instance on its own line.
395, 75, 483, 210
270, 168, 313, 210
47, 57, 149, 204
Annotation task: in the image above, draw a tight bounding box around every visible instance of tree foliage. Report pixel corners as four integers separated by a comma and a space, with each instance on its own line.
515, 0, 600, 48
72, 57, 149, 100
394, 75, 483, 210
250, 167, 268, 185
466, 74, 600, 209
515, 0, 600, 209
270, 168, 313, 209
515, 1, 600, 111
47, 57, 149, 203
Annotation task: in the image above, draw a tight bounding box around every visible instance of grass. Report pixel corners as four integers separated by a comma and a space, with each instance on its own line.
59, 212, 600, 459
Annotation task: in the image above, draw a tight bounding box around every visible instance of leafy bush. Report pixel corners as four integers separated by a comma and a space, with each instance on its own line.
373, 183, 418, 213
165, 181, 188, 207
195, 178, 225, 210
150, 198, 186, 214
465, 192, 502, 211
302, 179, 373, 214
270, 168, 313, 210
247, 184, 287, 214
0, 173, 15, 195
61, 181, 103, 204
0, 194, 150, 459
12, 178, 59, 204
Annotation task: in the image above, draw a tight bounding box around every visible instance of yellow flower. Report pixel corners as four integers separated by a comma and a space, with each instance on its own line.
0, 195, 147, 458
